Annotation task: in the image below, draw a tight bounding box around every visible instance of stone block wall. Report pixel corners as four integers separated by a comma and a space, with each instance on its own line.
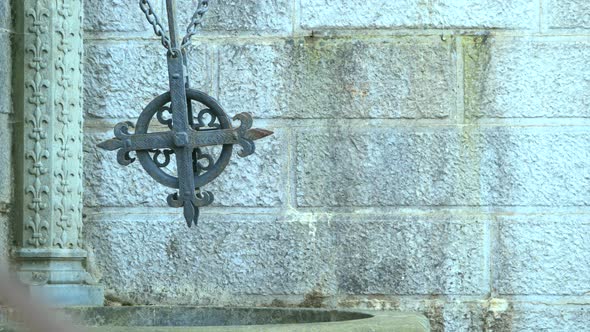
0, 0, 12, 265
82, 0, 590, 330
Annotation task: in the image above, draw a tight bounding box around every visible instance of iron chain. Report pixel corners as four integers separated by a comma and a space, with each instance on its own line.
181, 0, 209, 49
139, 0, 171, 49
139, 0, 209, 51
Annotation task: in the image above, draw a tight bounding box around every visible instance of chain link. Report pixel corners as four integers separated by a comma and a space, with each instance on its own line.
139, 0, 171, 50
181, 0, 209, 49
139, 0, 209, 51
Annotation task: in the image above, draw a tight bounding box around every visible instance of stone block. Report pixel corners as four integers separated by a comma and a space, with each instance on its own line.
84, 0, 155, 32
507, 303, 590, 331
0, 0, 9, 30
0, 33, 10, 115
438, 301, 487, 332
83, 41, 211, 119
296, 127, 474, 207
330, 215, 487, 295
83, 128, 286, 207
545, 0, 590, 29
218, 37, 455, 119
27, 284, 104, 307
0, 114, 11, 204
83, 212, 489, 305
465, 37, 590, 118
83, 132, 169, 207
175, 0, 292, 34
296, 127, 590, 207
415, 300, 590, 332
493, 215, 590, 295
478, 128, 590, 206
217, 42, 290, 119
83, 213, 331, 304
0, 214, 10, 265
300, 0, 537, 30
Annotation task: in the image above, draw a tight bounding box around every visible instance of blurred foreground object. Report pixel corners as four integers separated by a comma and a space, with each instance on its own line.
0, 267, 81, 332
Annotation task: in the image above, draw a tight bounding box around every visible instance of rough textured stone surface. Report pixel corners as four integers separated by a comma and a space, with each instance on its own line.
493, 215, 590, 295
297, 127, 590, 207
84, 0, 153, 32
218, 38, 455, 119
296, 127, 473, 207
0, 34, 8, 277
84, 213, 486, 304
477, 128, 590, 206
75, 1, 590, 328
84, 214, 331, 304
338, 298, 487, 332
393, 299, 590, 332
0, 114, 11, 204
546, 0, 590, 29
331, 215, 487, 295
0, 0, 9, 30
84, 41, 211, 119
301, 0, 537, 29
438, 301, 488, 332
83, 129, 286, 207
85, 0, 292, 34
0, 214, 10, 265
508, 303, 590, 331
176, 0, 292, 34
0, 33, 10, 115
217, 42, 290, 119
465, 37, 590, 118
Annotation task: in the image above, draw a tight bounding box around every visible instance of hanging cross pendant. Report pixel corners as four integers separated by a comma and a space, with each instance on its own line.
98, 0, 272, 227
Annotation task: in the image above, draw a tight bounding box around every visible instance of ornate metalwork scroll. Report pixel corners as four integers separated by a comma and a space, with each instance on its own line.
98, 0, 272, 227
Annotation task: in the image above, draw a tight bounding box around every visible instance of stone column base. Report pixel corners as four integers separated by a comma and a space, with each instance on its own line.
14, 248, 104, 307
26, 284, 104, 307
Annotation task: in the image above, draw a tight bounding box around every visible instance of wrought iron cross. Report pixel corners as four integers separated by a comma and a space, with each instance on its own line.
98, 0, 272, 227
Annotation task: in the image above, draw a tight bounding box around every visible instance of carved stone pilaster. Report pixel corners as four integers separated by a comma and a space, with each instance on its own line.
12, 0, 103, 306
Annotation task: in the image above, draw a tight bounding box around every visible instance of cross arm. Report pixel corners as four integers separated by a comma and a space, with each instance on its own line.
96, 122, 174, 166
97, 126, 272, 152
192, 127, 273, 148
97, 114, 273, 167
97, 132, 175, 152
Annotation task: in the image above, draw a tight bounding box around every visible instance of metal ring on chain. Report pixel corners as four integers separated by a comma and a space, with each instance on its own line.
135, 89, 233, 189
